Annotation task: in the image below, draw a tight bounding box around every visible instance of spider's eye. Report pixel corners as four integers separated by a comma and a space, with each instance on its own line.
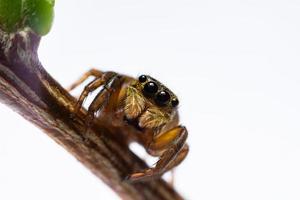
143, 81, 158, 96
171, 98, 179, 107
138, 75, 147, 83
155, 91, 170, 106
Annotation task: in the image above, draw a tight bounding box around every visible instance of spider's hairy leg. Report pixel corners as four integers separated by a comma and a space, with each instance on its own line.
73, 72, 117, 114
84, 74, 123, 127
165, 144, 189, 171
166, 145, 189, 186
127, 126, 188, 182
67, 68, 103, 91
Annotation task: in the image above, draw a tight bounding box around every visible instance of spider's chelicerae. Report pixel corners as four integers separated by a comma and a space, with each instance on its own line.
68, 69, 189, 182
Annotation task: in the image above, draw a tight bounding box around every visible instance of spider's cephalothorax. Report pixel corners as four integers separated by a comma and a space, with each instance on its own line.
124, 75, 179, 132
68, 69, 189, 182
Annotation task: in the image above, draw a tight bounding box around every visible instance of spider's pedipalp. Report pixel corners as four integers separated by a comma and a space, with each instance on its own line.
124, 86, 145, 119
138, 107, 170, 129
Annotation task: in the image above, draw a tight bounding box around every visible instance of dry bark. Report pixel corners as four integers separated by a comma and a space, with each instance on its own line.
0, 28, 184, 200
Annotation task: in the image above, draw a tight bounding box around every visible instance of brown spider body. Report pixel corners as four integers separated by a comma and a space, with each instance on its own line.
68, 69, 189, 182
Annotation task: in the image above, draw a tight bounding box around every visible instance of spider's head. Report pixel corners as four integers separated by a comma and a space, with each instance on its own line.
137, 75, 179, 109
124, 75, 179, 128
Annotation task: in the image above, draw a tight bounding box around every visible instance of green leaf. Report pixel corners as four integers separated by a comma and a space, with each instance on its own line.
0, 0, 55, 36
24, 0, 55, 36
0, 0, 22, 32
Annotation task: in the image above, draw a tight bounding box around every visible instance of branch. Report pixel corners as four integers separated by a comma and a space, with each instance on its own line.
0, 29, 184, 199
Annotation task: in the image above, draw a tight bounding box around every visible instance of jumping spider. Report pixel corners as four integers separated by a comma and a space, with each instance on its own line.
68, 69, 189, 182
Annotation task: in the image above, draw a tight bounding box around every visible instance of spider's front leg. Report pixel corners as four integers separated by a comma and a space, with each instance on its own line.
70, 70, 123, 128
127, 126, 189, 182
67, 68, 103, 91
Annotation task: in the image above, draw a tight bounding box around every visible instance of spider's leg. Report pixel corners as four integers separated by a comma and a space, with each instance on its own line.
67, 68, 103, 91
74, 72, 116, 114
167, 145, 189, 186
165, 144, 189, 172
127, 126, 188, 182
84, 74, 123, 127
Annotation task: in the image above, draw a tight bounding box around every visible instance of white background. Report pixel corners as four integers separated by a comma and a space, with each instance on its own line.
1, 0, 300, 199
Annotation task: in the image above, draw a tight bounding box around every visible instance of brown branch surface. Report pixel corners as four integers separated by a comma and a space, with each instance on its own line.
0, 29, 184, 200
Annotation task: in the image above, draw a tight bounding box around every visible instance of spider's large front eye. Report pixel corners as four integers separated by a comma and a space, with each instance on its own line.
143, 81, 158, 96
155, 91, 170, 106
